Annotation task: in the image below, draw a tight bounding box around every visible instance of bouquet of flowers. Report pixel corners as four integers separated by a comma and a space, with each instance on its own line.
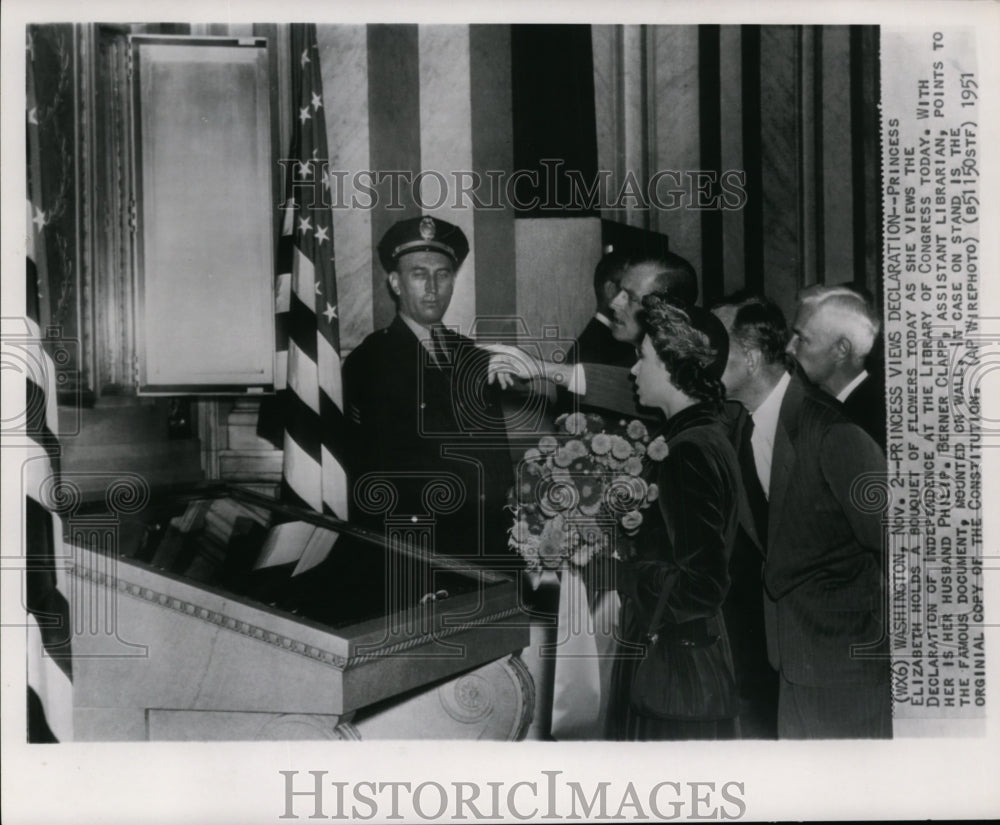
506, 411, 670, 572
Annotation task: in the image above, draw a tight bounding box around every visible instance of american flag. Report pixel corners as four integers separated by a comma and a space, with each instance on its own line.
23, 26, 73, 742
257, 25, 348, 571
258, 24, 348, 575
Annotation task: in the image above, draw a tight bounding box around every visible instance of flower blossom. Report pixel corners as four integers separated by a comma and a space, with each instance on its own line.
626, 420, 648, 441
647, 436, 669, 461
610, 436, 632, 460
590, 433, 612, 455
563, 412, 588, 435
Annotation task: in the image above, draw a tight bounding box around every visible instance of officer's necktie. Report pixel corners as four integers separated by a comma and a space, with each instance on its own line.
430, 325, 451, 369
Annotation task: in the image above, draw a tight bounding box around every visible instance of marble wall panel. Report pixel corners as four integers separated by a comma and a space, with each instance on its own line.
650, 26, 702, 275
419, 26, 476, 336
514, 218, 602, 353
366, 25, 422, 332
318, 25, 372, 353
719, 25, 746, 296
820, 26, 857, 287
470, 24, 517, 323
759, 26, 801, 319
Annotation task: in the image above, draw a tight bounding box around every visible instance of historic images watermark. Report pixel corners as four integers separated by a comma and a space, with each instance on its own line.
276, 162, 749, 213
277, 770, 748, 821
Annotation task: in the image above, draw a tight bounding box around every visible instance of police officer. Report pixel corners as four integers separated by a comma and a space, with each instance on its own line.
343, 216, 513, 563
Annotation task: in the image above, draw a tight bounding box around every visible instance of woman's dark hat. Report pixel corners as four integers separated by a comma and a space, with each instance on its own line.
681, 304, 730, 380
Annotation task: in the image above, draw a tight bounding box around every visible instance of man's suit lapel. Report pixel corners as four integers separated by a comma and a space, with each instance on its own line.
766, 374, 802, 555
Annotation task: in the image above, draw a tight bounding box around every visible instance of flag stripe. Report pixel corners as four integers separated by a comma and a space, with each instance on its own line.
275, 356, 288, 397
320, 444, 348, 516
26, 620, 73, 740
27, 687, 58, 743
291, 246, 316, 306
279, 479, 313, 512
275, 270, 292, 313
26, 256, 40, 325
286, 340, 319, 413
277, 228, 295, 273
282, 433, 323, 511
287, 290, 319, 361
25, 377, 59, 458
25, 497, 71, 654
25, 26, 73, 742
319, 389, 351, 466
316, 335, 343, 406
282, 389, 323, 461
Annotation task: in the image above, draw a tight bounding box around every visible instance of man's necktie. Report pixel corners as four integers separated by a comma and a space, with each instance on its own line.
739, 413, 769, 544
430, 325, 451, 368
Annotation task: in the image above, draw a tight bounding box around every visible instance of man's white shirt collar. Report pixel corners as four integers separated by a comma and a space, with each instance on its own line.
836, 369, 869, 402
399, 312, 432, 345
594, 311, 613, 329
749, 370, 792, 498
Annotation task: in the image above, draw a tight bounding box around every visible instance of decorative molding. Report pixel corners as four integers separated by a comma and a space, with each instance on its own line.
67, 558, 350, 668
76, 25, 97, 397
254, 713, 341, 740
332, 721, 362, 740
505, 653, 537, 741
91, 25, 139, 393
66, 558, 523, 670
339, 605, 524, 664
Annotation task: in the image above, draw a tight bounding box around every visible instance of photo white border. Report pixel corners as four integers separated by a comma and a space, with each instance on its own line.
2, 1, 999, 822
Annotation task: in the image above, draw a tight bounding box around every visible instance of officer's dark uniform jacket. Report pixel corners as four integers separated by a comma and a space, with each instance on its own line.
343, 315, 514, 563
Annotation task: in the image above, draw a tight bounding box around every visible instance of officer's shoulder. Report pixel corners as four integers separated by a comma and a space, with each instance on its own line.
346, 325, 396, 363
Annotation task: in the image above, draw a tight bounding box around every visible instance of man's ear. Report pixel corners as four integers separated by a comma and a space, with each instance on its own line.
387, 271, 401, 295
601, 280, 619, 306
833, 335, 851, 363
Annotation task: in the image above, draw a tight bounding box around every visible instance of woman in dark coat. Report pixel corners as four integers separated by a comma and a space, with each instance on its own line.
607, 295, 743, 740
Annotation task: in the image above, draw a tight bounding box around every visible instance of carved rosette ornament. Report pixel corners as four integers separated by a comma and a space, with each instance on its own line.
440, 673, 494, 724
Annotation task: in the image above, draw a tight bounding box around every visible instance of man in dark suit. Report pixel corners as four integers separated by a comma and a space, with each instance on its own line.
715, 294, 891, 739
571, 249, 637, 368
788, 285, 886, 452
493, 250, 699, 412
343, 216, 512, 563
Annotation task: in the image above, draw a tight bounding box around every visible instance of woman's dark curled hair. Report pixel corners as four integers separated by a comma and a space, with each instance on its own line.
638, 294, 726, 405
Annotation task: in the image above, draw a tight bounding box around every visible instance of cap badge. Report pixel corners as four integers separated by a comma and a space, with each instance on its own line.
419, 216, 436, 240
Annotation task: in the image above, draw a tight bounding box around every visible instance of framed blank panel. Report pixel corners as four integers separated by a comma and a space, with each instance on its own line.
132, 36, 275, 394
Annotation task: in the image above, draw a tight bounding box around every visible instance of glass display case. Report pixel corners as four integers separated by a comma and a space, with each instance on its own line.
66, 484, 533, 740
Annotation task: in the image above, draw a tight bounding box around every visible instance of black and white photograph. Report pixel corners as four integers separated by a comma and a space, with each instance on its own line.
2, 0, 998, 822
